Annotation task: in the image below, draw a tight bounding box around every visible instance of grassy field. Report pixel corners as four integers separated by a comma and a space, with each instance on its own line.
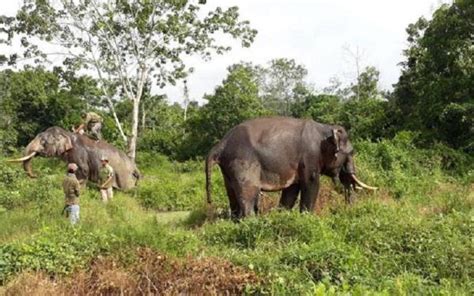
0, 135, 473, 295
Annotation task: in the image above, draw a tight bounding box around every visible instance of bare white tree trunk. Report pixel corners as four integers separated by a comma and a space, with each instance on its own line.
141, 102, 146, 132
127, 66, 148, 161
128, 97, 140, 161
342, 44, 365, 100
103, 92, 128, 143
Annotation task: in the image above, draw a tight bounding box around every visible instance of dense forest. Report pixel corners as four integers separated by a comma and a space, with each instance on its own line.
0, 0, 472, 294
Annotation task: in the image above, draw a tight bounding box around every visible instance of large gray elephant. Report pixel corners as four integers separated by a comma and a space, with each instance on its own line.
8, 127, 140, 190
205, 117, 376, 219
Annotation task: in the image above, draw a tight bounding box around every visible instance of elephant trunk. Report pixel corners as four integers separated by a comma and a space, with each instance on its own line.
23, 157, 37, 178
6, 141, 39, 178
21, 138, 41, 178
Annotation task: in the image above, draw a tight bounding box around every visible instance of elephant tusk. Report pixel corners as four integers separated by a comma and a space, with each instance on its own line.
6, 152, 37, 162
351, 174, 378, 191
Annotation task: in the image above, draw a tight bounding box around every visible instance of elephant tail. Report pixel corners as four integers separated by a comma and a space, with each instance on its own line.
205, 142, 223, 204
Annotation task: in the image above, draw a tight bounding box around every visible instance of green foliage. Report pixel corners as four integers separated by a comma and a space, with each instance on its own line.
0, 68, 87, 148
182, 64, 268, 158
0, 163, 24, 210
0, 2, 472, 294
394, 0, 474, 150
0, 227, 116, 284
350, 66, 381, 101
0, 159, 64, 210
292, 91, 396, 141
0, 0, 258, 158
199, 206, 472, 294
257, 58, 309, 115
354, 131, 473, 200
138, 97, 187, 158
135, 152, 228, 210
292, 94, 342, 124
339, 98, 393, 140
0, 139, 472, 294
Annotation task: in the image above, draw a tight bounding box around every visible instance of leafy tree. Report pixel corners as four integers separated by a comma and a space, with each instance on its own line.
350, 66, 381, 100
291, 94, 342, 124
393, 0, 473, 150
291, 65, 395, 141
0, 68, 88, 148
257, 58, 308, 115
183, 64, 267, 158
339, 98, 392, 141
0, 0, 257, 161
138, 96, 188, 158
322, 76, 351, 99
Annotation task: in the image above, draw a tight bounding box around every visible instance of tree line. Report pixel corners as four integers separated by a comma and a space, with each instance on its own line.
0, 0, 472, 160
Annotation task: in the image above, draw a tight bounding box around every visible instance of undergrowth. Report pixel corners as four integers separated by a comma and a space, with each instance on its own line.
0, 135, 472, 294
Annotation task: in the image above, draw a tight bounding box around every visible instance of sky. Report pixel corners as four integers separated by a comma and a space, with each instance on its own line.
167, 0, 445, 103
2, 0, 445, 104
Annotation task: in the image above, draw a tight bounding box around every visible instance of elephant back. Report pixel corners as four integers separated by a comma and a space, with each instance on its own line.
74, 134, 139, 190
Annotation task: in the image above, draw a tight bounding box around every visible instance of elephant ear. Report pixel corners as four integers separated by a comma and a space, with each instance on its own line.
60, 136, 72, 154
57, 134, 73, 155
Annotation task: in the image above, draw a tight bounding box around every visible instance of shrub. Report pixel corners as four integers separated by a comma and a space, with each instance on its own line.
0, 226, 117, 284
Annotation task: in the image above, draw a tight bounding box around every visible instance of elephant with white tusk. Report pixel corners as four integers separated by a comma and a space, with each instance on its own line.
8, 127, 140, 190
205, 117, 377, 219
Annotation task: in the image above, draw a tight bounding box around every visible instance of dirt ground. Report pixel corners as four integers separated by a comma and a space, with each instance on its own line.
3, 248, 262, 296
258, 182, 346, 215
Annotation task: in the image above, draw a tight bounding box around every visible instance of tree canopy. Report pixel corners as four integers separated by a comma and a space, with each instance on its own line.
182, 63, 267, 158
0, 0, 257, 160
393, 0, 473, 150
0, 0, 471, 159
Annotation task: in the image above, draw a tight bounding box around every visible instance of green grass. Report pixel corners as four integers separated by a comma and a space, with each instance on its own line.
0, 136, 472, 294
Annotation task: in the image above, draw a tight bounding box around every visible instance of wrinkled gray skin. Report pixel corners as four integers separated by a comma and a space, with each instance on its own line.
19, 127, 140, 190
206, 117, 363, 219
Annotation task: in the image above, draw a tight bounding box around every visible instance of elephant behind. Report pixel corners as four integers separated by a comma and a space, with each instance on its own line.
205, 117, 376, 219
9, 127, 139, 190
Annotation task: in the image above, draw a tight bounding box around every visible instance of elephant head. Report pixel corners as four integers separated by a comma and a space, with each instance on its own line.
8, 127, 140, 190
8, 127, 73, 178
321, 125, 377, 203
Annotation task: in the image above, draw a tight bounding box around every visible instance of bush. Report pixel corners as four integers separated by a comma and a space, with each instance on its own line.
0, 226, 117, 284
135, 153, 227, 211
199, 203, 473, 293
0, 163, 25, 209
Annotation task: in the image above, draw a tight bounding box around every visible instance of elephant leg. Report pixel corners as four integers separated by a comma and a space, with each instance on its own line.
234, 183, 260, 218
279, 184, 300, 209
254, 195, 260, 215
223, 176, 240, 220
226, 160, 261, 218
300, 171, 320, 212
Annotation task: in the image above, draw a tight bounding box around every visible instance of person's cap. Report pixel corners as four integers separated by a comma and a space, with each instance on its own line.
67, 163, 78, 171
100, 155, 108, 161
